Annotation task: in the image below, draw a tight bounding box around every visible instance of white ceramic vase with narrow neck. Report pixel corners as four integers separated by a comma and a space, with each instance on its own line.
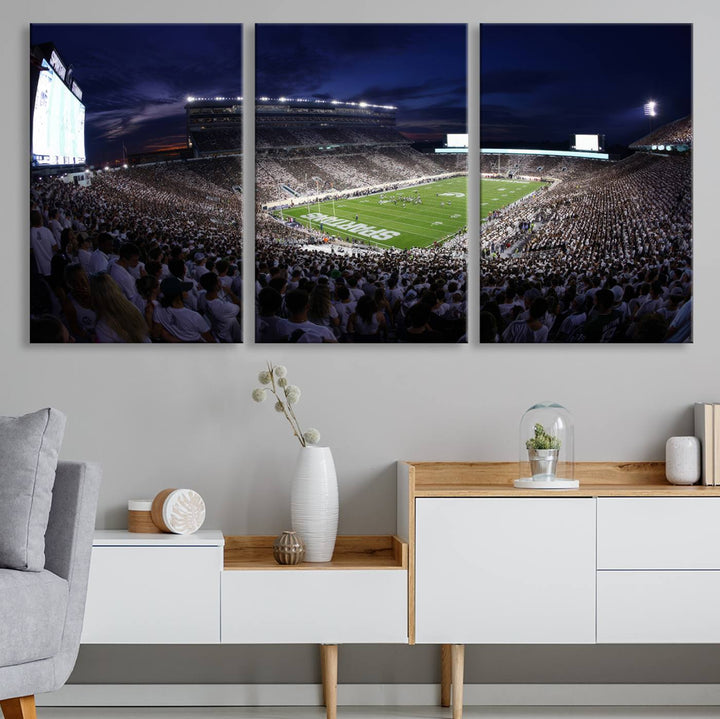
291, 446, 338, 562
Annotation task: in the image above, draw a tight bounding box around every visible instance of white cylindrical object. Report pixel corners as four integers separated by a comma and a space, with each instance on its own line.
128, 499, 153, 512
665, 436, 701, 485
291, 446, 338, 562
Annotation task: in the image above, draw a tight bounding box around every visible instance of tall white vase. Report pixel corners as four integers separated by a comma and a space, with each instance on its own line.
291, 446, 338, 562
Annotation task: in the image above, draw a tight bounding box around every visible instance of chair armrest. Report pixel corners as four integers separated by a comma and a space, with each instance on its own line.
44, 461, 101, 688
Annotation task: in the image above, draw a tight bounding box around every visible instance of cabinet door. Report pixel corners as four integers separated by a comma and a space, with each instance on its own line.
222, 569, 407, 644
598, 571, 720, 643
81, 546, 221, 643
598, 497, 720, 569
415, 498, 596, 644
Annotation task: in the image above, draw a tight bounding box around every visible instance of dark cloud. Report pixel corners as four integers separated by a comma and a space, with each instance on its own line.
481, 69, 557, 96
480, 24, 691, 147
31, 24, 243, 164
256, 24, 467, 138
346, 77, 465, 106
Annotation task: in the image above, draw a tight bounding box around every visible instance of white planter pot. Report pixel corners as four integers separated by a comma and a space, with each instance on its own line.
291, 446, 338, 562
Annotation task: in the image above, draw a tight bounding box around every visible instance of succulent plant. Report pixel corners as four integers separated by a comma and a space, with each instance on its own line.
526, 422, 561, 451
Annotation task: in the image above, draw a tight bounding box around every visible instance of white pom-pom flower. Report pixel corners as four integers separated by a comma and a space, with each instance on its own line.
258, 371, 272, 385
303, 428, 321, 445
252, 388, 266, 403
285, 385, 301, 405
274, 365, 288, 379
277, 377, 288, 388
274, 401, 285, 413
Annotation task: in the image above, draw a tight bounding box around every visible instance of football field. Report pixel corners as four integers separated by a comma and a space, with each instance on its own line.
276, 176, 467, 250
481, 178, 547, 219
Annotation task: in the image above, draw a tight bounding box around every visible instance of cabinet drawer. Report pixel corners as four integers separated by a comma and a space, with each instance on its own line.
415, 498, 596, 644
598, 498, 720, 569
81, 546, 221, 643
597, 570, 720, 643
221, 570, 407, 644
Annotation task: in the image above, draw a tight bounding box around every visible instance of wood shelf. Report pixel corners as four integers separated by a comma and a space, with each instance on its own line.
402, 461, 720, 497
224, 535, 408, 571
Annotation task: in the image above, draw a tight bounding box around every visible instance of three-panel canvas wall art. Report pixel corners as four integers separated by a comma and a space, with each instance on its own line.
29, 23, 692, 344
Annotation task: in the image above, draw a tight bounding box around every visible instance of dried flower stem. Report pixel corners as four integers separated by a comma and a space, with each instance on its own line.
267, 361, 306, 447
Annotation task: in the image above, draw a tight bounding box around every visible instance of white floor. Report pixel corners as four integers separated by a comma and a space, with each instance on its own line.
36, 708, 720, 719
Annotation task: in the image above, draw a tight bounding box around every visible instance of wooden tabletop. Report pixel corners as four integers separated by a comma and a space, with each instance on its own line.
224, 535, 408, 570
401, 461, 720, 497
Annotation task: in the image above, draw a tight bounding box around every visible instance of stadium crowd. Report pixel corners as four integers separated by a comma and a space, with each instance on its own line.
631, 116, 692, 148
481, 150, 692, 343
255, 216, 467, 343
29, 159, 243, 343
257, 146, 465, 204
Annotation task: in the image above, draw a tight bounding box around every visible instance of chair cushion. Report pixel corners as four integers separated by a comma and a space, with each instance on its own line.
0, 568, 69, 667
0, 408, 66, 571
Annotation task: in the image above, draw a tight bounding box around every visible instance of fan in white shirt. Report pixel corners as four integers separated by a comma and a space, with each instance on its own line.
109, 242, 142, 304
198, 272, 242, 343
154, 276, 215, 343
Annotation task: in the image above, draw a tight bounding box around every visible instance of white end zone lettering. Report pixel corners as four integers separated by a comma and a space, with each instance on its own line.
295, 212, 401, 242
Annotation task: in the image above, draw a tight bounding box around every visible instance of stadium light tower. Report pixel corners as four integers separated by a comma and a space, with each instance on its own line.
644, 99, 658, 132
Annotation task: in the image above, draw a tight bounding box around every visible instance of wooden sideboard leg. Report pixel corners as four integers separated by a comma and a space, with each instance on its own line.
441, 644, 452, 707
1, 696, 37, 719
321, 644, 338, 719
320, 644, 327, 707
451, 644, 464, 719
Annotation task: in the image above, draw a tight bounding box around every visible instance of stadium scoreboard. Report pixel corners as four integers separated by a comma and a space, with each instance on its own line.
572, 134, 605, 153
447, 133, 468, 148
31, 45, 86, 168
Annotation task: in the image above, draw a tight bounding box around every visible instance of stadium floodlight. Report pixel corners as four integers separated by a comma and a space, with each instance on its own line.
278, 97, 288, 102
187, 96, 195, 102
123, 164, 128, 169
104, 166, 109, 171
644, 100, 657, 117
359, 101, 368, 107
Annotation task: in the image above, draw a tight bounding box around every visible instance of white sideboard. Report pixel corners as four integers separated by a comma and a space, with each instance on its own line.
398, 461, 720, 719
81, 532, 407, 719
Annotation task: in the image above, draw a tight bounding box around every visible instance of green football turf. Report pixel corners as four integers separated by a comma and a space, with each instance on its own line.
481, 178, 548, 220
275, 176, 467, 250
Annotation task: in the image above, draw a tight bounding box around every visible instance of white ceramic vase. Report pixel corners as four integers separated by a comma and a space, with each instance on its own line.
291, 446, 338, 562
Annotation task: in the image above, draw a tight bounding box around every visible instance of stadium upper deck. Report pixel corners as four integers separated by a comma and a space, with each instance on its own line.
185, 97, 242, 157
630, 115, 692, 152
256, 97, 410, 151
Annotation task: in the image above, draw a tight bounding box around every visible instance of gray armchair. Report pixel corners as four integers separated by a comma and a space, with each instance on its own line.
0, 461, 101, 719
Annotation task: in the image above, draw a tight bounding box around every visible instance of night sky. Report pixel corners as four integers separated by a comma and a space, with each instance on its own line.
481, 24, 692, 149
256, 24, 467, 141
30, 24, 243, 165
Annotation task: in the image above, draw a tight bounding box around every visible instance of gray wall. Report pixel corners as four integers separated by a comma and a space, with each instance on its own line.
11, 0, 719, 686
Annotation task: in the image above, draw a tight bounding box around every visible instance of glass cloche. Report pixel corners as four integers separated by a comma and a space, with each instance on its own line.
515, 402, 577, 489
